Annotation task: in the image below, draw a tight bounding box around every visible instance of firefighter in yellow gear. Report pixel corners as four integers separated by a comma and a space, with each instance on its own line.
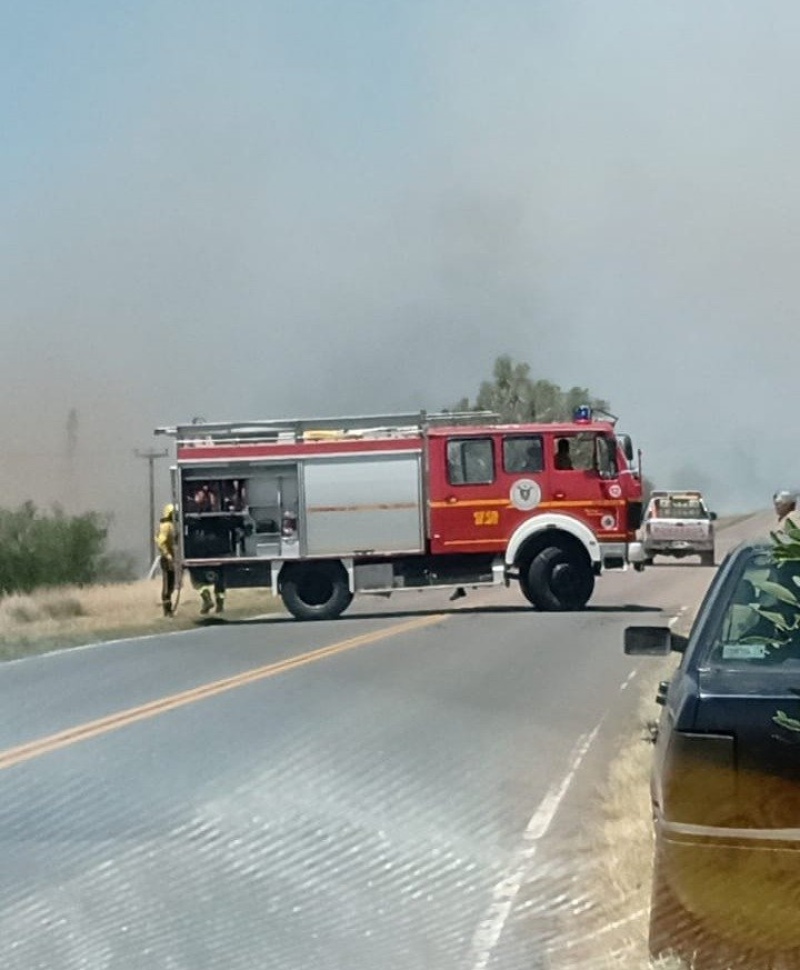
198, 571, 225, 615
155, 503, 177, 616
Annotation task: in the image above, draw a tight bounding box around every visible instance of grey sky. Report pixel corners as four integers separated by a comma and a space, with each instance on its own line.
2, 1, 798, 559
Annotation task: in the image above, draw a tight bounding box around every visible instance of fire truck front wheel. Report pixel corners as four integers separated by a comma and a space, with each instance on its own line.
523, 546, 595, 611
280, 562, 353, 621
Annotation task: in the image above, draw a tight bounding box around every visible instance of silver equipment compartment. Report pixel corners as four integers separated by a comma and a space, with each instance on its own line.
303, 453, 424, 556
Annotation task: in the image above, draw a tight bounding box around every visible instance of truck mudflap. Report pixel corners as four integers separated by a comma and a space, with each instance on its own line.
599, 540, 645, 570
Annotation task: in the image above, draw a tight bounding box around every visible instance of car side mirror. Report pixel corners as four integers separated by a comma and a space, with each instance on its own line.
710, 511, 718, 521
624, 626, 688, 655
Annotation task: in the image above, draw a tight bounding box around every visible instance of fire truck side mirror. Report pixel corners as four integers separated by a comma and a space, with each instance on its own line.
617, 434, 634, 463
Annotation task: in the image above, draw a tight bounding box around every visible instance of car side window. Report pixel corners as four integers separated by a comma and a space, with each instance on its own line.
707, 552, 800, 665
447, 438, 495, 485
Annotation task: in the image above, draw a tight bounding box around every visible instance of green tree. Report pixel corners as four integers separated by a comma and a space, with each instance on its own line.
453, 355, 610, 423
0, 503, 113, 595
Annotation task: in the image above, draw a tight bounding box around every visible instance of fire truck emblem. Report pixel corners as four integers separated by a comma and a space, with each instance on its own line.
608, 484, 622, 499
511, 479, 541, 511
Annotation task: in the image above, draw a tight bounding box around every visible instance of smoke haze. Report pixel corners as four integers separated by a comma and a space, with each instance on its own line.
3, 1, 798, 563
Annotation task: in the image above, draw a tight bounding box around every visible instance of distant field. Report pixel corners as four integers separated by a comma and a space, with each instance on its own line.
0, 579, 280, 662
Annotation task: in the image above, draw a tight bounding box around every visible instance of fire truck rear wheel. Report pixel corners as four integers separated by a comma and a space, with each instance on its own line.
524, 546, 594, 611
281, 563, 353, 621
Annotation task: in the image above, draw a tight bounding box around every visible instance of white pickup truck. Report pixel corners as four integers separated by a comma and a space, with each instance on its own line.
640, 490, 717, 566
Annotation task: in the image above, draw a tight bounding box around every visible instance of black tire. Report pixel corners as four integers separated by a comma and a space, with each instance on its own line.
644, 555, 655, 566
523, 546, 595, 611
280, 562, 353, 621
700, 551, 715, 567
518, 565, 538, 606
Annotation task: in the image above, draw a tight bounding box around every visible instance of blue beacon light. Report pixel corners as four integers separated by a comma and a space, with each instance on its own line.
573, 405, 592, 423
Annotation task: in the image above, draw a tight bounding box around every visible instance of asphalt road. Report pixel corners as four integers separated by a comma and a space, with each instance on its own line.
0, 513, 771, 970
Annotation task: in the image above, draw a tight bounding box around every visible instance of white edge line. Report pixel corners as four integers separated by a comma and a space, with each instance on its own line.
1, 612, 277, 667
468, 723, 601, 970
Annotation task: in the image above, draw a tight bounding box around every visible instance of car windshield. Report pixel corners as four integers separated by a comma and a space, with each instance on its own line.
707, 549, 800, 666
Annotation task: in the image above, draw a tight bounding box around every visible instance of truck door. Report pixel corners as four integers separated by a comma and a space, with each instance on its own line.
548, 432, 625, 535
427, 435, 504, 555
496, 434, 547, 535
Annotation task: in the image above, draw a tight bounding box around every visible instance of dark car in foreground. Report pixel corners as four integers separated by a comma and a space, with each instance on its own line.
626, 541, 800, 970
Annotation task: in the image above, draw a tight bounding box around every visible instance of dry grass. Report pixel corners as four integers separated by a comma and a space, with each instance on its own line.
0, 579, 280, 661
581, 515, 761, 969
572, 631, 710, 969
591, 665, 682, 970
543, 660, 681, 970
549, 512, 765, 969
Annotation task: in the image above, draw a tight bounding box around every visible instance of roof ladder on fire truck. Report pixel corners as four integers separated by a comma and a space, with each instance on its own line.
154, 409, 499, 445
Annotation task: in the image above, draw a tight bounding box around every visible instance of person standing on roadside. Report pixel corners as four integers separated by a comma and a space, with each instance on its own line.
156, 503, 177, 616
773, 491, 800, 532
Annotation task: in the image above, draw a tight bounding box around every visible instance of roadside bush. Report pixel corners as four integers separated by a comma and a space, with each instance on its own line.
0, 502, 110, 595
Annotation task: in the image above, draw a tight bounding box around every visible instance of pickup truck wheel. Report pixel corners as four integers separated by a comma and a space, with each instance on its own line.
523, 546, 594, 611
700, 551, 715, 567
281, 562, 353, 621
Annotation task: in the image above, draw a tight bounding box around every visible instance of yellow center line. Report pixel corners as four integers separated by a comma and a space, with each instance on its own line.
0, 613, 447, 773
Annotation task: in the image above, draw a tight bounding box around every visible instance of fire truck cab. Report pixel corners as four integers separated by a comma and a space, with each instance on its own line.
155, 408, 644, 620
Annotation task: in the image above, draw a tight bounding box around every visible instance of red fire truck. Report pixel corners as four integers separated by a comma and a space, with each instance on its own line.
155, 408, 645, 619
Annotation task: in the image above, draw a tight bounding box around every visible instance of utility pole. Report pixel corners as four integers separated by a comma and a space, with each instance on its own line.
135, 448, 169, 565
65, 408, 79, 511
